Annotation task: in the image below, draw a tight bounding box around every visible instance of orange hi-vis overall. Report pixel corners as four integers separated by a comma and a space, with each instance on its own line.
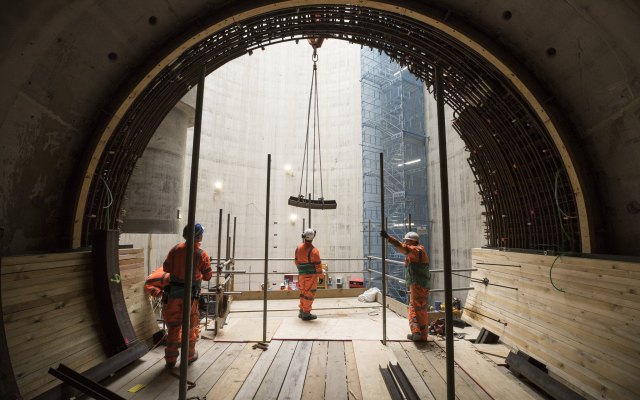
162, 242, 212, 364
388, 236, 430, 337
295, 242, 322, 314
144, 267, 171, 298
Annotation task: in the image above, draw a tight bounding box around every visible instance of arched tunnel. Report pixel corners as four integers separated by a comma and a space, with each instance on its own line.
1, 1, 639, 399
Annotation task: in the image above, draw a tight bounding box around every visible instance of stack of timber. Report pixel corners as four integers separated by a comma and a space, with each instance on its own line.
463, 248, 640, 400
1, 248, 156, 399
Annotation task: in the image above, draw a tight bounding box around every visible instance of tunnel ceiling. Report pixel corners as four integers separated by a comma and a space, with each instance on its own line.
79, 3, 588, 254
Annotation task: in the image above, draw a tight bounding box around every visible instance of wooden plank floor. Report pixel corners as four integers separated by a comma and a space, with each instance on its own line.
100, 298, 546, 400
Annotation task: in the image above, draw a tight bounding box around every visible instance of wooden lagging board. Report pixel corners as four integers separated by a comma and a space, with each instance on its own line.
1, 248, 154, 399
463, 248, 640, 400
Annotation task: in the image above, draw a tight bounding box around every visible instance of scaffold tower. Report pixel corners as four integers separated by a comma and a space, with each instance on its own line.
361, 48, 429, 303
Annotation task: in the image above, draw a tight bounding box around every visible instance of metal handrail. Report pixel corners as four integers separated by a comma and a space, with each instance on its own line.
366, 268, 475, 292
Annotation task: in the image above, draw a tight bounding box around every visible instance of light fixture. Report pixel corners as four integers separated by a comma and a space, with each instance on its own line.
289, 213, 298, 224
214, 180, 223, 192
284, 164, 294, 176
397, 159, 421, 167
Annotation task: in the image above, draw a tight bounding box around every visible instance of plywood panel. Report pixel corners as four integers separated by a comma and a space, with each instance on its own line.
272, 314, 407, 341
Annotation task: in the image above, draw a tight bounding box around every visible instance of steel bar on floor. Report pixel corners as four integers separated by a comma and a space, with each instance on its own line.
263, 154, 271, 343
436, 64, 455, 400
379, 152, 387, 345
179, 65, 205, 400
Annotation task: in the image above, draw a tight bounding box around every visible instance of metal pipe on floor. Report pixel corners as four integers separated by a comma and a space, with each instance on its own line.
435, 64, 455, 400
179, 65, 205, 400
379, 152, 387, 345
263, 154, 272, 343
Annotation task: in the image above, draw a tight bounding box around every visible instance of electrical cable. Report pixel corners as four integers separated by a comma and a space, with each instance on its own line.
549, 254, 565, 292
100, 175, 113, 229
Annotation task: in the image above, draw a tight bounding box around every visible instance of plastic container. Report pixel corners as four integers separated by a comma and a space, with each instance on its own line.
434, 300, 441, 310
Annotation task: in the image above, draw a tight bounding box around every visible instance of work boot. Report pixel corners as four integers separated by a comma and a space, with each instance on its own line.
188, 352, 199, 365
407, 333, 427, 342
298, 310, 302, 318
300, 312, 317, 321
165, 361, 176, 369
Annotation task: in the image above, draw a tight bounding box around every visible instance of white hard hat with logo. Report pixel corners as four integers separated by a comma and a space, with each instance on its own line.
302, 228, 316, 240
404, 232, 419, 242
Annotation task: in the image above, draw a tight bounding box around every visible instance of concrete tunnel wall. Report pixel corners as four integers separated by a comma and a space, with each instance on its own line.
0, 1, 639, 257
1, 2, 639, 398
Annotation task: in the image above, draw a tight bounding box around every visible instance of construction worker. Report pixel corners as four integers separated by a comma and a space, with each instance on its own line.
295, 228, 322, 320
162, 223, 213, 368
381, 230, 430, 341
144, 266, 171, 298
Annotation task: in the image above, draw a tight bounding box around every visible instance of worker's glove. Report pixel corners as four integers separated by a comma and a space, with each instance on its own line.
380, 230, 389, 239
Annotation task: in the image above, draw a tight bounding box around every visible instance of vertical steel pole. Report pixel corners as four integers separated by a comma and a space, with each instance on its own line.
409, 214, 412, 231
225, 213, 231, 261
303, 218, 306, 232
367, 220, 371, 288
436, 65, 455, 400
179, 66, 205, 400
215, 209, 222, 333
232, 217, 237, 291
263, 154, 272, 343
379, 152, 387, 345
308, 193, 312, 228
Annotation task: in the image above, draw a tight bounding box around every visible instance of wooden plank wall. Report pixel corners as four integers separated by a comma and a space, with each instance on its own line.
463, 248, 640, 400
1, 248, 156, 399
118, 248, 160, 345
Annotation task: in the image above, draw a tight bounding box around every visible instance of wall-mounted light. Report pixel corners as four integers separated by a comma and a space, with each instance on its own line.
289, 213, 298, 224
284, 164, 294, 177
397, 159, 421, 167
214, 180, 223, 192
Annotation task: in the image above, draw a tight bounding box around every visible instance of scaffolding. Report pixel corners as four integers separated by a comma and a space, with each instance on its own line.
361, 48, 428, 303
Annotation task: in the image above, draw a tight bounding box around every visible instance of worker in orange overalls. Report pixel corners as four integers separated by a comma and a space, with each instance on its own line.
162, 223, 212, 368
295, 228, 322, 321
144, 266, 171, 298
381, 230, 430, 341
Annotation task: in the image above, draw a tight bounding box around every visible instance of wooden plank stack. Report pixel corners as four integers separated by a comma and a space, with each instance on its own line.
463, 248, 640, 400
1, 248, 156, 399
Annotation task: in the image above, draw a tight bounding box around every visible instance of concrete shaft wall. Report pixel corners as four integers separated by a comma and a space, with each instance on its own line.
425, 92, 485, 305
122, 40, 364, 289
121, 99, 194, 234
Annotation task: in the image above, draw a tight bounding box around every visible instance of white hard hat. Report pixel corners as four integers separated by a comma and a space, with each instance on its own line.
404, 232, 420, 242
303, 228, 316, 240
